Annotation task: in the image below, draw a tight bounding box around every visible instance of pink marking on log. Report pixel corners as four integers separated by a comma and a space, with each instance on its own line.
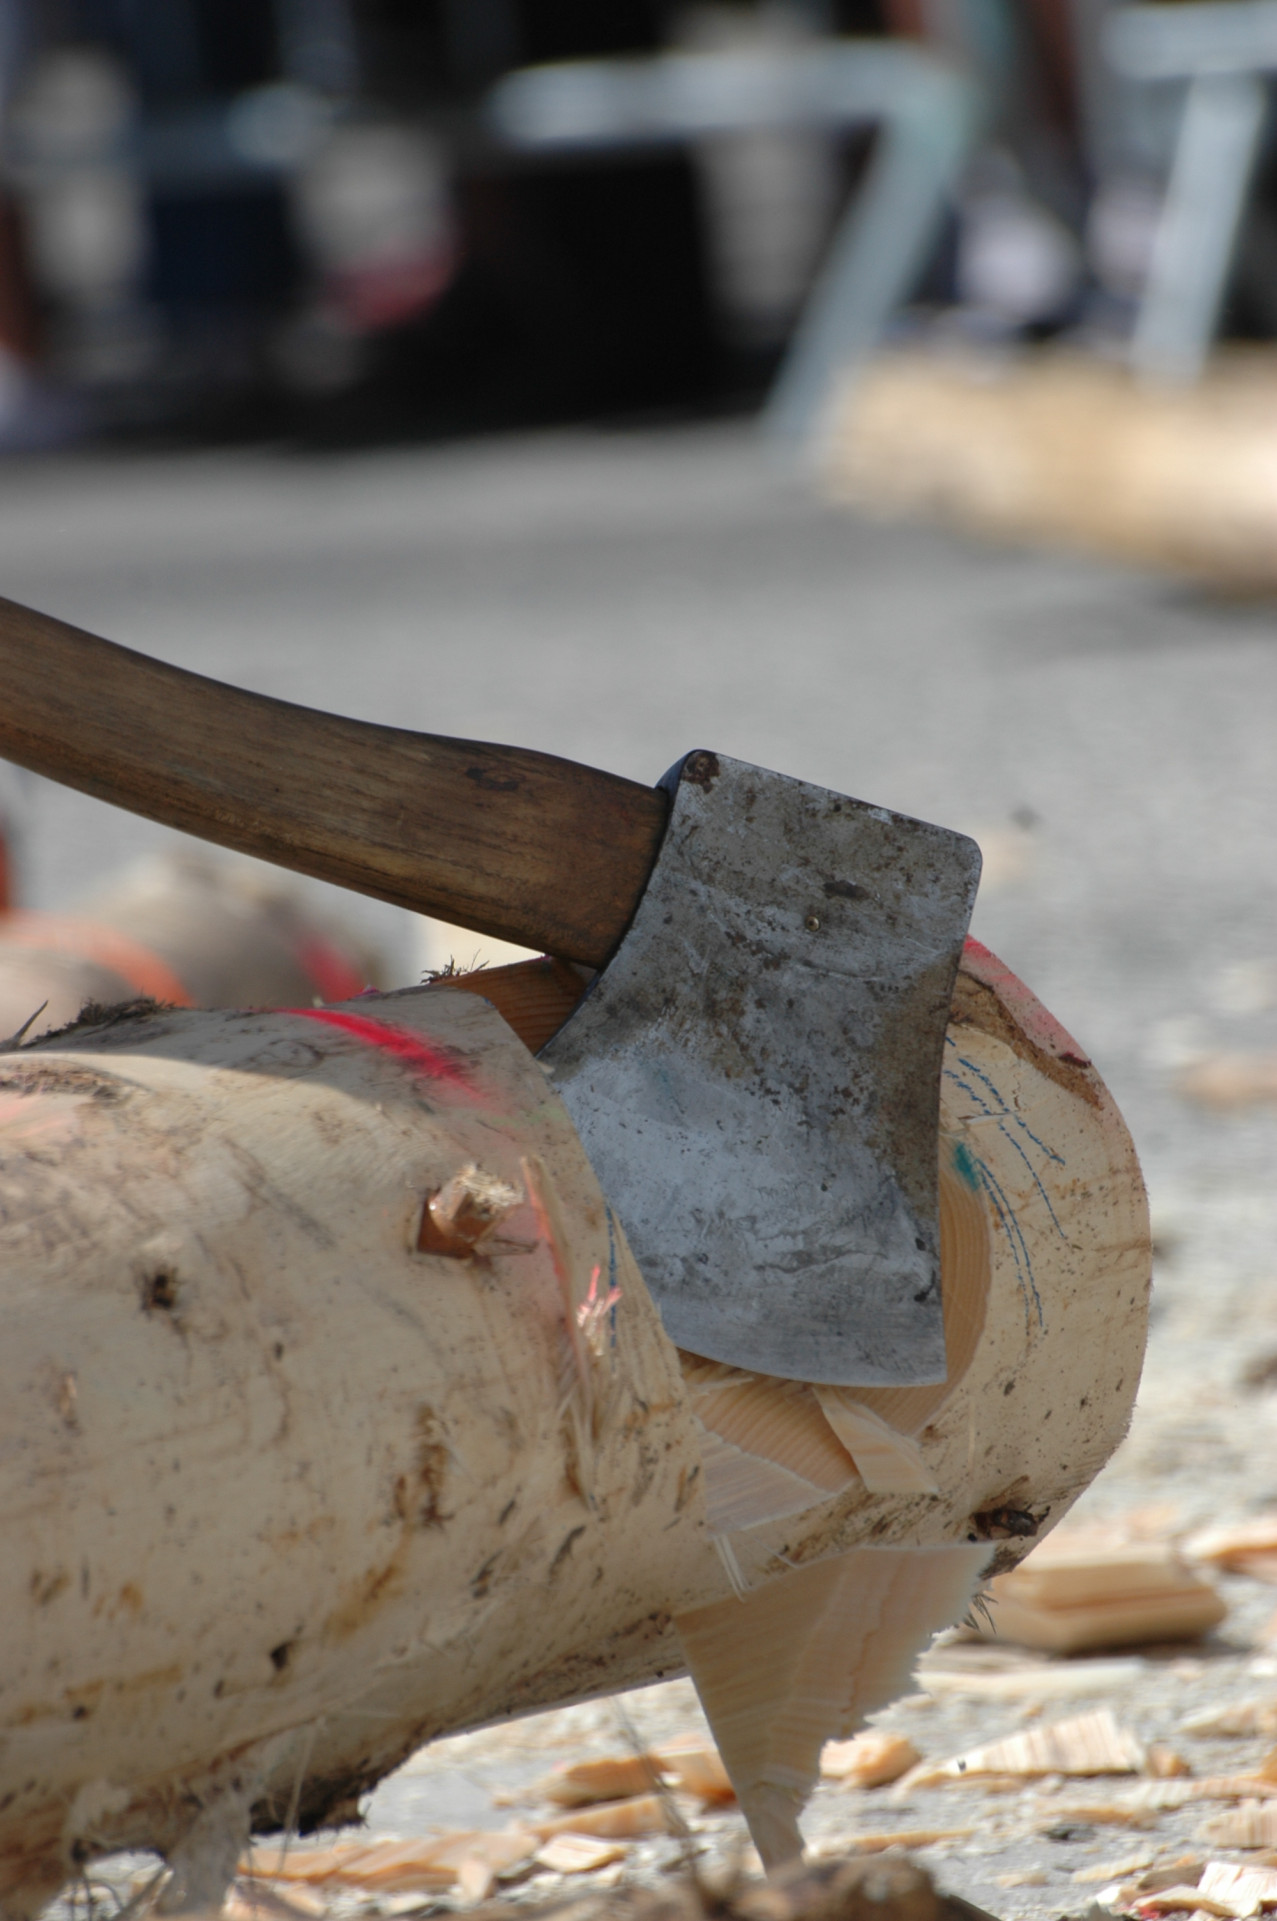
292, 933, 367, 1004
961, 936, 1091, 1069
284, 1007, 475, 1091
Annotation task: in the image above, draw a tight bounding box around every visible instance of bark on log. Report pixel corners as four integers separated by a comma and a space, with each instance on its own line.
0, 941, 1148, 1914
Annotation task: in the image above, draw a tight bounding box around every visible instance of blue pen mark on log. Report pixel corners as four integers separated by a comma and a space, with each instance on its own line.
951, 1048, 1064, 1167
944, 1081, 1046, 1333
972, 1152, 1045, 1332
951, 1138, 981, 1191
946, 1044, 1069, 1247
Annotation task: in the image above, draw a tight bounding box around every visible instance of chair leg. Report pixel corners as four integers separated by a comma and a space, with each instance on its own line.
764, 50, 978, 445
1131, 69, 1267, 382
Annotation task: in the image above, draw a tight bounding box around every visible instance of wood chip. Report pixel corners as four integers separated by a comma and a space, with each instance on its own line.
1198, 1862, 1277, 1915
1036, 1802, 1158, 1831
821, 1731, 921, 1788
1183, 1704, 1277, 1740
540, 1755, 664, 1807
534, 1793, 681, 1841
811, 1389, 939, 1494
1126, 1778, 1277, 1811
1147, 1747, 1193, 1779
243, 1830, 538, 1894
981, 1546, 1225, 1655
655, 1740, 735, 1804
1177, 1055, 1277, 1109
1202, 1806, 1277, 1850
918, 1657, 1147, 1700
1129, 1886, 1237, 1916
1098, 1864, 1208, 1913
1003, 1543, 1207, 1610
843, 1827, 974, 1854
1073, 1854, 1157, 1884
1186, 1521, 1277, 1571
533, 1835, 630, 1875
906, 1709, 1145, 1784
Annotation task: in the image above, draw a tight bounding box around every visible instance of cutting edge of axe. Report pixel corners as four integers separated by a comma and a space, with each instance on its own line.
0, 595, 981, 1386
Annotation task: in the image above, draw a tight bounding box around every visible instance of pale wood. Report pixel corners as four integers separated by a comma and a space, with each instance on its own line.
0, 941, 1149, 1910
0, 595, 668, 966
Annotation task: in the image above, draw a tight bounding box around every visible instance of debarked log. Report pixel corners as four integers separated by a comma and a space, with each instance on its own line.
0, 942, 1149, 1913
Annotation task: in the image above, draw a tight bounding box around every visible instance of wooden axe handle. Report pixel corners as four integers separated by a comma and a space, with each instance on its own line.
0, 596, 669, 968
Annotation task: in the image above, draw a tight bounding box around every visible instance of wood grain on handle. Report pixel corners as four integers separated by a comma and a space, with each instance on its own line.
0, 596, 669, 967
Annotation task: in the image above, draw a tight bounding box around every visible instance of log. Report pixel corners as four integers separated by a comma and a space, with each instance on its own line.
0, 940, 1148, 1913
0, 850, 383, 1044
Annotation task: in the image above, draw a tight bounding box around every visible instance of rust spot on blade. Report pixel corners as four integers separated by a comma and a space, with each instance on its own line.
682, 751, 720, 790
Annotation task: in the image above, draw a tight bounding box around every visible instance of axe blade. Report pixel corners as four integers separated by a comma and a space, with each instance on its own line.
541, 752, 981, 1386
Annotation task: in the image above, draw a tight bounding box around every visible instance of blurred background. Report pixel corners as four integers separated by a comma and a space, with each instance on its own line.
0, 0, 1272, 444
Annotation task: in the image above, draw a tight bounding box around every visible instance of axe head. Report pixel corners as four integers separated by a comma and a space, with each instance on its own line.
540, 752, 981, 1386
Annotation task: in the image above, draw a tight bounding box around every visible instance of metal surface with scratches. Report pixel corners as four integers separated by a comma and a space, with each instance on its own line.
540, 751, 981, 1386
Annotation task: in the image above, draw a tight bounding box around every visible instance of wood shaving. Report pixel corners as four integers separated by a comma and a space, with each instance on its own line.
1183, 1704, 1277, 1740
1198, 1862, 1277, 1915
534, 1792, 682, 1840
243, 1830, 538, 1894
655, 1739, 735, 1804
1036, 1802, 1158, 1830
1073, 1854, 1157, 1883
1177, 1055, 1277, 1109
821, 1731, 921, 1787
1186, 1520, 1277, 1571
981, 1581, 1225, 1656
1124, 1777, 1277, 1811
1001, 1542, 1206, 1610
811, 1389, 939, 1494
533, 1835, 630, 1875
1202, 1805, 1277, 1850
1147, 1746, 1193, 1779
918, 1657, 1147, 1700
903, 1708, 1145, 1784
1128, 1886, 1237, 1916
540, 1754, 663, 1807
843, 1826, 974, 1854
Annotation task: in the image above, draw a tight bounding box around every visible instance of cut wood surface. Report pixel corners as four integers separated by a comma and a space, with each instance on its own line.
0, 594, 669, 966
0, 940, 1149, 1913
822, 348, 1277, 590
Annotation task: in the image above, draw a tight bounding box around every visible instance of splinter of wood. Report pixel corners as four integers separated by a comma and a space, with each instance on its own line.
417, 1164, 522, 1257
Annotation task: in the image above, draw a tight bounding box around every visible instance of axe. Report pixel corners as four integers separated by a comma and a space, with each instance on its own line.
0, 596, 980, 1387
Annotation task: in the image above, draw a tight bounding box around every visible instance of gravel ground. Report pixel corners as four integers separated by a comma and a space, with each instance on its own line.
8, 421, 1277, 1921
